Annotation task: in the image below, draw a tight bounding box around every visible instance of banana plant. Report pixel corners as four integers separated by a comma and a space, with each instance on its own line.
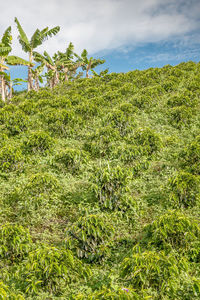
75, 49, 105, 78
2, 72, 27, 99
0, 26, 30, 101
1, 72, 24, 99
33, 51, 60, 89
57, 42, 74, 81
14, 17, 60, 91
56, 42, 82, 81
31, 64, 45, 91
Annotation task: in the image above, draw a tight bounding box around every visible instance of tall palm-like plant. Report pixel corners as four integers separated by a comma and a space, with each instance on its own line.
3, 72, 27, 99
57, 42, 81, 81
0, 26, 30, 101
14, 18, 60, 91
34, 51, 60, 89
0, 26, 12, 101
75, 49, 105, 78
31, 64, 45, 91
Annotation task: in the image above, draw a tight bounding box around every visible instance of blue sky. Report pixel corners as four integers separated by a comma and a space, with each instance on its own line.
1, 0, 200, 90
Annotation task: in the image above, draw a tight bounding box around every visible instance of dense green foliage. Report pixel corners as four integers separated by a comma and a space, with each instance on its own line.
0, 61, 200, 298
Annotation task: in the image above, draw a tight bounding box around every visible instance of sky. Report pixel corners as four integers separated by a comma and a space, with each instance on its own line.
0, 0, 200, 89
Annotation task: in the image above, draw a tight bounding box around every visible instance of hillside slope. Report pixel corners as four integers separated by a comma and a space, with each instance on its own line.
0, 61, 200, 299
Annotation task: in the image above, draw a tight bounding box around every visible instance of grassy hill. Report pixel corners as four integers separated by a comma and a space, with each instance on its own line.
0, 61, 200, 299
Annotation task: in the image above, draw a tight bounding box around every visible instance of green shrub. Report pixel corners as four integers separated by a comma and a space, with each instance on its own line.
5, 173, 61, 222
0, 108, 29, 135
142, 210, 200, 258
168, 105, 193, 127
25, 89, 52, 100
180, 136, 200, 174
54, 148, 88, 173
167, 91, 197, 108
18, 99, 37, 115
39, 107, 73, 125
0, 145, 23, 172
39, 108, 74, 135
133, 128, 162, 155
162, 77, 178, 92
140, 85, 165, 97
84, 126, 120, 158
36, 95, 71, 109
113, 144, 149, 175
0, 223, 32, 262
120, 247, 187, 295
168, 171, 200, 208
186, 76, 200, 92
103, 109, 131, 136
113, 144, 143, 162
75, 100, 99, 118
21, 245, 90, 295
131, 95, 152, 109
23, 131, 53, 154
67, 214, 114, 261
92, 165, 132, 210
119, 102, 137, 114
24, 172, 60, 196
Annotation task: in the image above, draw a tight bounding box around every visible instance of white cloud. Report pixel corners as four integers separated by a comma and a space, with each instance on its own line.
0, 0, 199, 58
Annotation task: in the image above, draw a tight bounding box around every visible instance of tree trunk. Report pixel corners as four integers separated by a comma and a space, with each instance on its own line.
35, 76, 40, 91
55, 71, 59, 85
49, 79, 53, 89
5, 84, 9, 100
0, 64, 6, 102
64, 67, 68, 81
1, 75, 6, 102
86, 68, 89, 78
86, 59, 92, 78
28, 51, 33, 91
9, 82, 13, 100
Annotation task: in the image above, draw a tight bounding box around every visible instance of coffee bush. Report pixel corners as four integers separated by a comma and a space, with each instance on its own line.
120, 247, 187, 295
142, 210, 200, 258
180, 136, 200, 174
20, 245, 91, 295
0, 145, 23, 172
24, 172, 60, 197
168, 171, 200, 208
133, 127, 162, 155
23, 131, 53, 154
168, 105, 193, 127
0, 107, 29, 135
92, 165, 132, 210
0, 223, 32, 262
67, 214, 114, 261
54, 148, 88, 174
167, 91, 198, 108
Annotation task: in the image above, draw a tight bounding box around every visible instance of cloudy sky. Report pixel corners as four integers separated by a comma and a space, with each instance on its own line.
0, 0, 200, 82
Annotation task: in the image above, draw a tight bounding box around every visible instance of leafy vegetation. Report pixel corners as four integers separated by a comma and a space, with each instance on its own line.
0, 60, 200, 298
0, 20, 105, 101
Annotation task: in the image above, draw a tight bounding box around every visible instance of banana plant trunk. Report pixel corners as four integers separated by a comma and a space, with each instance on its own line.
28, 51, 34, 91
86, 59, 92, 78
52, 70, 59, 88
0, 74, 6, 102
64, 67, 68, 81
35, 76, 40, 91
0, 63, 6, 102
9, 81, 13, 99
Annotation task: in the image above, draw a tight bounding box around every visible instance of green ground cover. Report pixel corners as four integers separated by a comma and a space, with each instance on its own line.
0, 61, 200, 299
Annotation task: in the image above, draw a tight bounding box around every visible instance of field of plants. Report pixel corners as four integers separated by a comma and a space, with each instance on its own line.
0, 60, 200, 299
